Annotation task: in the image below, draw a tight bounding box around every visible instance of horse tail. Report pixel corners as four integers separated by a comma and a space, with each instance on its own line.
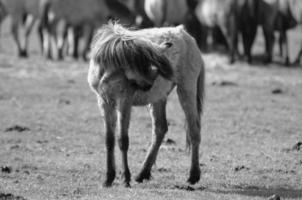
196, 62, 205, 117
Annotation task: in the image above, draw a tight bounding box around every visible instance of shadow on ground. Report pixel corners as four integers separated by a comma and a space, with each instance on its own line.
212, 186, 302, 199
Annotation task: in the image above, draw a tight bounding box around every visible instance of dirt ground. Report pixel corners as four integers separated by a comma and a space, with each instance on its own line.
0, 19, 302, 200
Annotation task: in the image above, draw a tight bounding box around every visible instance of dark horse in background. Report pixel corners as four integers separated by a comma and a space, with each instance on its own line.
141, 0, 204, 51
257, 0, 297, 65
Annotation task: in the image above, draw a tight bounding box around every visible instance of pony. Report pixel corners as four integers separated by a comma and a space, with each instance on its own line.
88, 22, 205, 187
40, 0, 136, 60
143, 0, 204, 50
0, 0, 43, 57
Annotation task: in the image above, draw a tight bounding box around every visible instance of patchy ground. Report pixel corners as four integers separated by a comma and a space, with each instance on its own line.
0, 19, 302, 200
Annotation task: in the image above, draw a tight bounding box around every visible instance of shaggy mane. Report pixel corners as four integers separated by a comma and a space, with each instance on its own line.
90, 22, 173, 83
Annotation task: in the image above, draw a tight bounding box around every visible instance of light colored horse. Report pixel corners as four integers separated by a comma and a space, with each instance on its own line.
40, 0, 135, 60
288, 0, 302, 64
88, 22, 205, 187
0, 0, 43, 57
195, 0, 239, 63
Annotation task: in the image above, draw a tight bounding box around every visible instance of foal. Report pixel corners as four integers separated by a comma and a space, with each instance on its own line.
88, 22, 205, 187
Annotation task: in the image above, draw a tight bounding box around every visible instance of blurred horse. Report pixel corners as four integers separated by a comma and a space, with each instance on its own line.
143, 0, 204, 49
258, 0, 297, 65
88, 22, 205, 187
119, 0, 154, 28
288, 0, 302, 64
195, 0, 239, 63
0, 0, 43, 57
41, 0, 135, 60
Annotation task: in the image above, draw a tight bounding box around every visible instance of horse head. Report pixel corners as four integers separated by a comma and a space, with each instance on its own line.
91, 22, 174, 91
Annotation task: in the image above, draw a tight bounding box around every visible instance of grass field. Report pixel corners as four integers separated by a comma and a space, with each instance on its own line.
0, 19, 302, 200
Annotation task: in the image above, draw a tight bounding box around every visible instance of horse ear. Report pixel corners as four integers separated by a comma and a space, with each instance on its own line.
158, 42, 173, 52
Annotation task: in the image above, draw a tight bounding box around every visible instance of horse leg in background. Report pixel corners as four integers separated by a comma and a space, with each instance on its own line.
42, 20, 55, 60
81, 25, 94, 61
278, 32, 283, 57
56, 20, 68, 60
117, 98, 132, 187
101, 101, 117, 187
37, 21, 44, 55
22, 14, 36, 57
262, 25, 275, 63
241, 23, 257, 64
136, 99, 168, 183
176, 80, 201, 184
279, 30, 290, 65
220, 16, 238, 64
69, 26, 81, 59
294, 43, 302, 64
11, 16, 25, 57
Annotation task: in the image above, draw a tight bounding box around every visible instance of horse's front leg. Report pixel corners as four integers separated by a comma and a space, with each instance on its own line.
117, 98, 132, 187
101, 101, 117, 187
136, 99, 168, 183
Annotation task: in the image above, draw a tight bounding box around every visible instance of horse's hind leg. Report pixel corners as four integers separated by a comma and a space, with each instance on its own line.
294, 44, 302, 65
136, 99, 168, 183
101, 102, 117, 187
177, 84, 201, 184
279, 30, 290, 66
23, 14, 35, 57
117, 99, 132, 187
11, 17, 24, 57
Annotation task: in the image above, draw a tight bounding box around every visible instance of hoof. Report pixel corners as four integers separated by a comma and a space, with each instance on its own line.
135, 171, 151, 183
124, 182, 131, 188
187, 167, 200, 185
102, 180, 114, 188
18, 50, 28, 58
285, 57, 290, 66
229, 58, 235, 65
103, 170, 116, 187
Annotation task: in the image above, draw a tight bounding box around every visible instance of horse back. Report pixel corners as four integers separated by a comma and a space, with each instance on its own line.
136, 26, 203, 85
